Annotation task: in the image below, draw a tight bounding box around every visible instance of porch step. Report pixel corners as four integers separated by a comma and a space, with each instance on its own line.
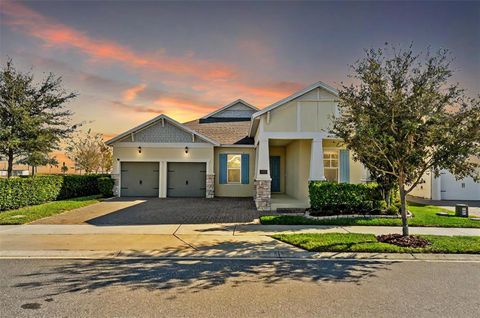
274, 208, 306, 214
270, 202, 310, 212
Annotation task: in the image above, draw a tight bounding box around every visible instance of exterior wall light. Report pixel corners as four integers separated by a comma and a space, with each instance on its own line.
138, 146, 142, 154
185, 146, 189, 154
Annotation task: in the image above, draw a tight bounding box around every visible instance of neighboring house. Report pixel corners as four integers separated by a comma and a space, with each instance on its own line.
410, 159, 480, 201
106, 82, 368, 211
0, 169, 29, 177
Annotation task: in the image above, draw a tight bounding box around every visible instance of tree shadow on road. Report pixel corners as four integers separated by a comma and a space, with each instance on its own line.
13, 253, 395, 297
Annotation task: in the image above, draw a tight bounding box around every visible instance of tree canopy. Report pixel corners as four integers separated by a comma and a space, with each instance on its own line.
66, 129, 112, 174
0, 59, 77, 177
332, 45, 480, 236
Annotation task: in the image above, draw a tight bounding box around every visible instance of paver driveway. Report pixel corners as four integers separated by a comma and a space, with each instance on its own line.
32, 197, 259, 225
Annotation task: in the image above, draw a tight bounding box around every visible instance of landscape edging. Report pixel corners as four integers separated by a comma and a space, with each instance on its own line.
304, 210, 413, 220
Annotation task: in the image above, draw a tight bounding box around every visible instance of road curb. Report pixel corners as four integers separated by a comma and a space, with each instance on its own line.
1, 250, 479, 262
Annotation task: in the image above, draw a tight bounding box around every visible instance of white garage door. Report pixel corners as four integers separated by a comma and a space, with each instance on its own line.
440, 171, 480, 200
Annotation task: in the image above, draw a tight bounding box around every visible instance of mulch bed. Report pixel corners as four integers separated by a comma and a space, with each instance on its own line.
376, 234, 431, 248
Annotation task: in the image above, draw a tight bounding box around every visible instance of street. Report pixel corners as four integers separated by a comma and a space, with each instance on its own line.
1, 258, 479, 318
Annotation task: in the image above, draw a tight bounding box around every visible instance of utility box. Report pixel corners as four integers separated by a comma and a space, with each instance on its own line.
455, 204, 469, 217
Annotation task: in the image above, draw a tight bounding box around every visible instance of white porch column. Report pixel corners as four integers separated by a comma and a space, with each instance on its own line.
255, 138, 271, 180
309, 138, 325, 181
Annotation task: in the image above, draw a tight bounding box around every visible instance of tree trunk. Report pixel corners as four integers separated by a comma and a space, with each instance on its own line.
31, 165, 36, 177
398, 178, 409, 236
7, 149, 14, 178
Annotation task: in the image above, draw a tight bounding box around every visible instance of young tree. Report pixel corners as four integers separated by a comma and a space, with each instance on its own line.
66, 130, 112, 174
0, 59, 77, 177
333, 45, 480, 236
99, 142, 113, 173
61, 162, 69, 175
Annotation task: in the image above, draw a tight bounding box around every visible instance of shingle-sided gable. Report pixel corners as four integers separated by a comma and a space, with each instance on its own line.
200, 99, 258, 123
106, 115, 219, 145
132, 120, 207, 143
210, 101, 257, 119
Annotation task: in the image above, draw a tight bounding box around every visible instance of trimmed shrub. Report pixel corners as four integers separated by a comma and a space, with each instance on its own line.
57, 175, 103, 199
97, 177, 114, 197
309, 181, 382, 216
0, 174, 112, 211
386, 205, 400, 215
373, 200, 388, 211
0, 176, 63, 211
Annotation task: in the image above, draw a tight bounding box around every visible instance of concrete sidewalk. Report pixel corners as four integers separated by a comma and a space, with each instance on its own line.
1, 224, 479, 260
1, 223, 479, 236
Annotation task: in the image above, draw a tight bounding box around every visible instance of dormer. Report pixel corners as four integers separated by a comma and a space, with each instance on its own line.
199, 99, 258, 123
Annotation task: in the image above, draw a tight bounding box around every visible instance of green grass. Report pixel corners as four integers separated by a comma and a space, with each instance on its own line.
0, 195, 102, 225
260, 202, 480, 228
273, 233, 480, 254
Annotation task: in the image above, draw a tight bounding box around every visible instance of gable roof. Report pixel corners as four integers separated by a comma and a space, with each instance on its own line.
248, 81, 338, 136
106, 114, 220, 146
183, 119, 254, 145
251, 81, 338, 120
201, 99, 258, 119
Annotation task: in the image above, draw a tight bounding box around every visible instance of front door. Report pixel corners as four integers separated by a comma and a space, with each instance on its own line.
269, 156, 281, 192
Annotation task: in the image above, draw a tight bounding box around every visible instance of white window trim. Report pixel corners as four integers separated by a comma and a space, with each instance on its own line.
227, 153, 242, 184
323, 150, 339, 182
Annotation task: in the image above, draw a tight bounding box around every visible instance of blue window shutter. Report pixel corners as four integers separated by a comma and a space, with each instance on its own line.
340, 149, 350, 183
219, 154, 227, 184
241, 154, 249, 184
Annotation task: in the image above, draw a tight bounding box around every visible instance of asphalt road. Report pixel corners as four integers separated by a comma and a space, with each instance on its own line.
1, 258, 479, 318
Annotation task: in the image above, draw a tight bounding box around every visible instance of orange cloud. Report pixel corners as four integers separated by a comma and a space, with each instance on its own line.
122, 83, 146, 102
111, 100, 164, 114
1, 1, 307, 111
0, 1, 236, 81
154, 96, 217, 114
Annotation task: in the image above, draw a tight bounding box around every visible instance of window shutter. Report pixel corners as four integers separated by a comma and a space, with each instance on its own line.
339, 149, 350, 183
219, 154, 227, 184
241, 154, 249, 184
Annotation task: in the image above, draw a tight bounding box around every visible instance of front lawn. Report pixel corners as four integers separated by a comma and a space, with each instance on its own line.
260, 203, 480, 228
0, 195, 102, 225
273, 233, 480, 254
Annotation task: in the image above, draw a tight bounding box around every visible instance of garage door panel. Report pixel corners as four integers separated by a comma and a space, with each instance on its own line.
167, 162, 206, 197
440, 171, 480, 200
121, 162, 159, 197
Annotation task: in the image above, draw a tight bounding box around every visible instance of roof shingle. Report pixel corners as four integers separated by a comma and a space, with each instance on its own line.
183, 119, 254, 145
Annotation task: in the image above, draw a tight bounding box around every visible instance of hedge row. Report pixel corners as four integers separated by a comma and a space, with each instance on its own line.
0, 174, 113, 211
309, 181, 391, 216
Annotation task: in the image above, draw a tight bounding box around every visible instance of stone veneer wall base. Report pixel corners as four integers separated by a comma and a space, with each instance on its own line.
254, 179, 271, 211
206, 174, 215, 198
111, 174, 120, 197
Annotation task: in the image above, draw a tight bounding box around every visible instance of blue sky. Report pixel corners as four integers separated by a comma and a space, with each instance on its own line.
1, 0, 479, 137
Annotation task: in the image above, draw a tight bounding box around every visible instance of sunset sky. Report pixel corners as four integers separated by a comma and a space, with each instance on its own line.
1, 0, 479, 171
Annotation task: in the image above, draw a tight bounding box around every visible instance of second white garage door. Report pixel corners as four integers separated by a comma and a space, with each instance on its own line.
440, 171, 480, 200
167, 162, 206, 197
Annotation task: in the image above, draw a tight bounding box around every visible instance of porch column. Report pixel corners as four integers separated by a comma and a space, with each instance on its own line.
255, 139, 270, 180
309, 138, 325, 181
254, 139, 271, 211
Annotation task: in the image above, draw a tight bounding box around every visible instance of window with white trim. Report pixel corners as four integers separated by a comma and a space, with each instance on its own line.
227, 154, 241, 183
324, 151, 339, 182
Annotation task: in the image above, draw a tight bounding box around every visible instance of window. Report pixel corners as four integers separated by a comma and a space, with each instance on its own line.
227, 154, 241, 183
323, 152, 338, 182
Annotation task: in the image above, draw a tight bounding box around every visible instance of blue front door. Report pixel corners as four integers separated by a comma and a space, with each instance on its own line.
269, 156, 281, 192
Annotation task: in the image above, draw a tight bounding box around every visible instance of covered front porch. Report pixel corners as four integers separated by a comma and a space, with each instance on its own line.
254, 137, 351, 211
